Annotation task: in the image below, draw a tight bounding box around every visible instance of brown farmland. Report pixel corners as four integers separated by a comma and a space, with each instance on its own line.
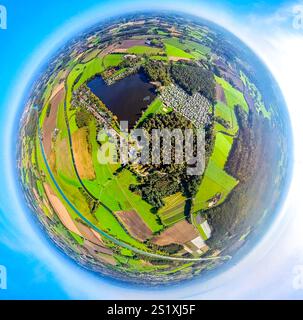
83, 240, 113, 256
55, 137, 75, 180
116, 210, 153, 241
42, 87, 64, 157
117, 39, 146, 49
72, 127, 96, 180
75, 221, 104, 246
44, 183, 82, 236
168, 56, 191, 62
49, 82, 64, 102
99, 43, 120, 58
222, 70, 244, 92
215, 83, 226, 104
153, 220, 199, 246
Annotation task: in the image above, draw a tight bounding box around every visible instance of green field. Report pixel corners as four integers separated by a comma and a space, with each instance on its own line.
36, 132, 95, 224
72, 57, 104, 92
164, 37, 210, 60
56, 100, 67, 138
215, 76, 249, 113
36, 75, 101, 223
192, 128, 238, 213
83, 120, 120, 196
95, 206, 147, 249
136, 98, 172, 127
148, 28, 169, 36
211, 133, 234, 168
164, 43, 194, 59
115, 255, 170, 272
159, 262, 194, 275
112, 67, 127, 77
127, 45, 162, 55
82, 49, 101, 63
81, 122, 163, 233
36, 119, 158, 252
98, 169, 163, 233
191, 77, 247, 213
187, 29, 207, 41
214, 102, 239, 136
39, 70, 65, 127
192, 159, 238, 212
36, 126, 150, 252
41, 69, 65, 105
158, 192, 187, 226
103, 54, 124, 68
69, 231, 84, 245
150, 55, 168, 61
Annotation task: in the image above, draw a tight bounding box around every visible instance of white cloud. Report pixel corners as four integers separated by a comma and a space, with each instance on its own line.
245, 1, 303, 31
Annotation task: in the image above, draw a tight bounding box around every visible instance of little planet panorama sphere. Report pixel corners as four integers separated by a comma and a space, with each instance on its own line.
18, 12, 292, 285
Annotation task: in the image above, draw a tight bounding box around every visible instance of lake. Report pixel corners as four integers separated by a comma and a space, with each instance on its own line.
87, 72, 156, 128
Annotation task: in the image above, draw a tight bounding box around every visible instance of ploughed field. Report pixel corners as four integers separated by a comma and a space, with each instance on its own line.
18, 12, 289, 284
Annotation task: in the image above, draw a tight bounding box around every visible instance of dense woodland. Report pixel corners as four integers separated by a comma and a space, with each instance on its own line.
225, 105, 255, 182
75, 108, 93, 128
170, 63, 215, 102
129, 112, 203, 210
142, 60, 171, 86
206, 106, 275, 249
143, 60, 216, 104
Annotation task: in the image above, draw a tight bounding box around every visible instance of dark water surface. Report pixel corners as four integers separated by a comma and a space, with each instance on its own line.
87, 72, 156, 127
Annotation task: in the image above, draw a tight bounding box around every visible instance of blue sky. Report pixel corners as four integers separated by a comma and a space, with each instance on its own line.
1, 0, 303, 299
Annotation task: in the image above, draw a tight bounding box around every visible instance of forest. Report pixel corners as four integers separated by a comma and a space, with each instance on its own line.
142, 60, 171, 86
130, 112, 203, 210
171, 63, 215, 102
